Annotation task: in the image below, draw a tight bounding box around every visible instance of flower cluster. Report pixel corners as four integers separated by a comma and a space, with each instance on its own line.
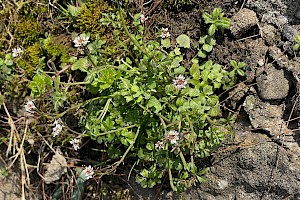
25, 100, 36, 113
140, 14, 148, 23
155, 130, 182, 150
160, 28, 171, 38
12, 47, 23, 58
83, 165, 94, 180
173, 75, 187, 89
73, 34, 90, 47
155, 141, 164, 150
52, 118, 63, 137
165, 130, 179, 144
70, 138, 81, 151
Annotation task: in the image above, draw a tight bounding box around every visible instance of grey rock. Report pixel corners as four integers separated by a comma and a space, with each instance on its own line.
243, 95, 287, 135
295, 11, 300, 20
187, 132, 300, 200
261, 24, 279, 45
261, 12, 288, 28
282, 25, 297, 42
44, 151, 68, 184
230, 8, 258, 38
256, 65, 289, 100
246, 0, 287, 16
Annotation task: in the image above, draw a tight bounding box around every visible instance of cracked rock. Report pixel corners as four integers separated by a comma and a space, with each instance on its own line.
44, 151, 68, 184
256, 65, 289, 100
261, 24, 280, 45
243, 95, 287, 136
230, 8, 258, 38
188, 131, 300, 200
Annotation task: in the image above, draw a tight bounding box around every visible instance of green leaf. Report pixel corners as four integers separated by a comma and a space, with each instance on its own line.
131, 85, 139, 92
203, 43, 213, 52
161, 38, 171, 48
203, 85, 213, 95
174, 47, 181, 55
188, 88, 200, 97
212, 8, 221, 19
29, 72, 53, 97
197, 50, 207, 58
71, 58, 89, 72
67, 5, 82, 17
202, 12, 213, 24
174, 66, 186, 74
295, 35, 300, 43
208, 24, 216, 36
176, 34, 190, 48
147, 96, 162, 113
208, 106, 220, 117
237, 69, 245, 76
230, 60, 237, 68
140, 169, 149, 178
146, 142, 154, 150
165, 84, 174, 94
201, 70, 210, 81
190, 64, 200, 79
4, 60, 13, 66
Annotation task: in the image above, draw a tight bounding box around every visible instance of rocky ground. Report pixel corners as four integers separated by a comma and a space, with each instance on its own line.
187, 0, 300, 199
128, 0, 300, 199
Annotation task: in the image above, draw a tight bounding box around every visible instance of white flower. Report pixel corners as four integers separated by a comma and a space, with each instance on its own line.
73, 35, 90, 47
83, 165, 94, 180
25, 100, 36, 113
160, 28, 171, 38
52, 118, 63, 137
165, 130, 179, 144
140, 14, 148, 23
155, 141, 165, 150
70, 138, 81, 151
53, 118, 63, 126
173, 75, 187, 90
12, 47, 23, 57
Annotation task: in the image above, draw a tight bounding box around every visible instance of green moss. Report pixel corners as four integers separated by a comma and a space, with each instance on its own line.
17, 43, 43, 77
76, 0, 114, 40
42, 35, 71, 64
15, 19, 40, 45
18, 1, 48, 20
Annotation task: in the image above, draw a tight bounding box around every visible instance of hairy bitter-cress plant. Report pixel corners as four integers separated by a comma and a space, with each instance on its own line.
71, 8, 243, 192
27, 7, 244, 193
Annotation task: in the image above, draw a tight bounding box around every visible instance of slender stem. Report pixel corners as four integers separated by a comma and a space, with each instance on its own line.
99, 126, 140, 177
119, 7, 150, 57
85, 48, 97, 68
96, 125, 137, 136
168, 160, 177, 192
179, 151, 188, 170
98, 98, 111, 122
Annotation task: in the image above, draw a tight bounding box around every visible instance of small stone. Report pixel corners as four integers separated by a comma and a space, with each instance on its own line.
44, 152, 67, 184
295, 11, 300, 20
230, 8, 258, 38
243, 95, 287, 136
261, 24, 278, 45
282, 25, 297, 42
256, 65, 289, 100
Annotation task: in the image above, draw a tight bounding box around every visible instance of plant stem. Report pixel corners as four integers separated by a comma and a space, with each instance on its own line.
96, 125, 137, 136
119, 7, 150, 57
179, 151, 188, 170
168, 160, 177, 192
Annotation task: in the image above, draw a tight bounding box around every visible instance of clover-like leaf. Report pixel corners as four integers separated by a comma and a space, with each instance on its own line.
176, 34, 190, 48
